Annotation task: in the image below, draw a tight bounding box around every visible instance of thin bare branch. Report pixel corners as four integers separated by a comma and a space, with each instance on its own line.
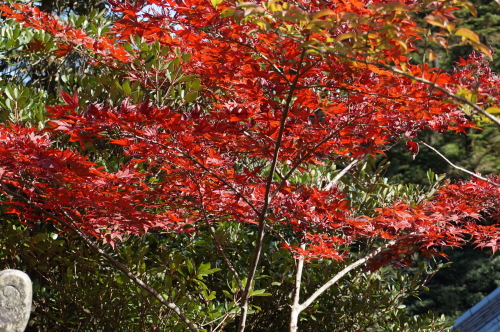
421, 141, 500, 188
323, 158, 361, 191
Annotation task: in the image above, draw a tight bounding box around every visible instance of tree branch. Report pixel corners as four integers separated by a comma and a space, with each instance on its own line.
311, 47, 500, 129
298, 237, 402, 311
385, 65, 500, 129
420, 141, 500, 188
323, 158, 361, 191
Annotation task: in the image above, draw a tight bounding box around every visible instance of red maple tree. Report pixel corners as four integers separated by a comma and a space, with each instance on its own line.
1, 0, 500, 331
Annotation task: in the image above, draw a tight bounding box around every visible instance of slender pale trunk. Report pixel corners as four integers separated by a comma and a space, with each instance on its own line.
289, 243, 306, 332
289, 306, 302, 332
288, 238, 404, 332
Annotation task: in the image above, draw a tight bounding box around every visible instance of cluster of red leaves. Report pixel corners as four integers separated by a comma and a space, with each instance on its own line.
0, 124, 194, 247
1, 0, 500, 261
286, 174, 500, 264
454, 52, 500, 108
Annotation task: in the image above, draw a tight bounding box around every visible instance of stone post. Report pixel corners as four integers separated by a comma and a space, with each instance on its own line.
0, 270, 32, 332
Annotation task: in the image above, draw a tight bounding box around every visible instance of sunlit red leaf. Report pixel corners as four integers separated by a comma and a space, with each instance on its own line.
406, 141, 419, 159
59, 90, 79, 110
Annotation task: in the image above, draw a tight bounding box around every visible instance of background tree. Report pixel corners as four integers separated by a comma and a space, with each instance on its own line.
450, 0, 500, 72
0, 0, 116, 125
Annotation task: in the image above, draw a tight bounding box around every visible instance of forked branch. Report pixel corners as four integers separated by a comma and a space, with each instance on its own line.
299, 238, 401, 310
288, 236, 406, 332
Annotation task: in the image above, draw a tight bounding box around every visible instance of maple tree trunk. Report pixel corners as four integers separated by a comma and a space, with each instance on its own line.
237, 49, 307, 332
289, 307, 301, 332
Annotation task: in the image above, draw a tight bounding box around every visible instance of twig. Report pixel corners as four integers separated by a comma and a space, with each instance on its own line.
420, 141, 500, 188
323, 158, 361, 191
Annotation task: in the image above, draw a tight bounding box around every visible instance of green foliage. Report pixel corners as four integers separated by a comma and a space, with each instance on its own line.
407, 0, 500, 73
407, 245, 500, 323
0, 217, 226, 331
0, 19, 199, 127
285, 259, 452, 332
451, 0, 500, 72
0, 2, 115, 120
0, 81, 49, 126
0, 155, 459, 331
288, 156, 445, 214
0, 214, 456, 331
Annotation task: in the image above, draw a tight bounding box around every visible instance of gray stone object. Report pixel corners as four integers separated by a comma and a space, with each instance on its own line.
0, 270, 32, 332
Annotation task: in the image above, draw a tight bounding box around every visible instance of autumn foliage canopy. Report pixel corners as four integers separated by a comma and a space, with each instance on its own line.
1, 0, 500, 330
